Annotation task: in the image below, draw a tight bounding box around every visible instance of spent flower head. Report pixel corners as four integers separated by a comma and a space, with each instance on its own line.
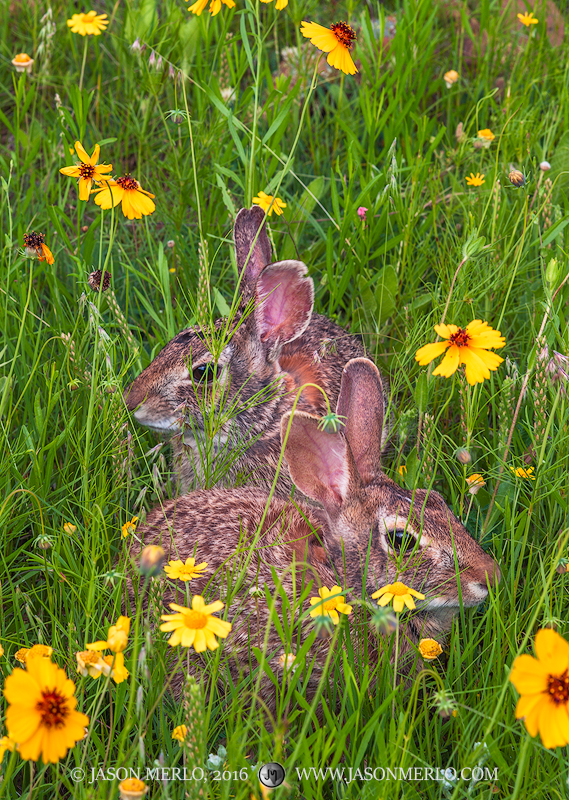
12, 53, 34, 73
23, 231, 54, 265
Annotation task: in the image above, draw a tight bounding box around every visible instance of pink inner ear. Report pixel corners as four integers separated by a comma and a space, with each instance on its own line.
283, 414, 350, 507
256, 263, 313, 345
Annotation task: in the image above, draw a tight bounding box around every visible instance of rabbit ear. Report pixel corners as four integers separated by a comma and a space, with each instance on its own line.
254, 261, 314, 360
335, 358, 385, 485
281, 411, 359, 510
234, 207, 273, 289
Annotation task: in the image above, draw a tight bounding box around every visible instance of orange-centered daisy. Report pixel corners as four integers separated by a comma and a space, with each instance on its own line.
309, 585, 353, 625
160, 596, 232, 651
510, 628, 569, 749
59, 141, 113, 202
23, 231, 54, 265
92, 176, 156, 220
415, 321, 506, 385
164, 557, 208, 582
300, 21, 358, 76
252, 191, 287, 217
4, 658, 89, 763
372, 581, 425, 612
465, 172, 485, 187
67, 11, 109, 36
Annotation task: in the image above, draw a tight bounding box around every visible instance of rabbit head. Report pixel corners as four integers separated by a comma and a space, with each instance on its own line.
124, 255, 314, 490
281, 357, 500, 639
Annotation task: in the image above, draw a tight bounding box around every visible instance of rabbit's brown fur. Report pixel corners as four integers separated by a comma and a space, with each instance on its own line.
128, 359, 499, 709
124, 207, 386, 497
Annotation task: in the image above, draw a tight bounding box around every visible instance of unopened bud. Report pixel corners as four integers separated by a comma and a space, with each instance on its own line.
140, 545, 165, 576
454, 447, 471, 465
540, 161, 551, 171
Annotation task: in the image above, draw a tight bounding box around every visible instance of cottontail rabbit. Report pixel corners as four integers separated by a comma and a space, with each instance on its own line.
130, 358, 499, 708
124, 207, 387, 497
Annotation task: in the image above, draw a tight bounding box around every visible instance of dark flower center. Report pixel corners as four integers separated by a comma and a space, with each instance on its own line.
23, 231, 45, 248
449, 328, 471, 348
78, 163, 96, 179
37, 689, 69, 728
548, 670, 569, 705
331, 22, 356, 49
116, 175, 139, 191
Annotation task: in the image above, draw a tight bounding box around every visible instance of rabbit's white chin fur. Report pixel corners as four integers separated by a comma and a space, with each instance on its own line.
133, 411, 180, 432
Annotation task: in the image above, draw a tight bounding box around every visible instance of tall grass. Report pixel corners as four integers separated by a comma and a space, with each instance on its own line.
1, 0, 569, 797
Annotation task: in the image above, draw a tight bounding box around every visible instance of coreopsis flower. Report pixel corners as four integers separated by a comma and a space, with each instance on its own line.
511, 466, 535, 480
517, 10, 538, 26
0, 643, 3, 658
372, 581, 425, 612
444, 69, 459, 88
172, 724, 188, 744
0, 736, 16, 761
278, 652, 298, 672
466, 172, 485, 186
415, 321, 506, 386
509, 628, 569, 748
15, 645, 53, 665
300, 21, 358, 76
160, 596, 232, 651
309, 586, 352, 625
509, 169, 526, 187
4, 658, 89, 762
87, 615, 130, 653
92, 176, 155, 220
398, 465, 407, 476
260, 0, 288, 8
466, 474, 486, 495
252, 191, 286, 216
419, 638, 443, 660
76, 650, 112, 679
12, 53, 34, 73
59, 141, 113, 202
23, 231, 54, 265
164, 557, 208, 582
67, 11, 109, 36
187, 0, 235, 16
63, 522, 77, 534
118, 778, 148, 800
121, 516, 138, 539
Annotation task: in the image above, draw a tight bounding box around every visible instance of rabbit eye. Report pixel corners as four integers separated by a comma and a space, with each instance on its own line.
191, 364, 215, 384
387, 528, 415, 554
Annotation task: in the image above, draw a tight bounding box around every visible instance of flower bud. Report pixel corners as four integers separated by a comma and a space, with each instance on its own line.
509, 169, 526, 187
454, 447, 471, 465
140, 545, 165, 576
540, 160, 551, 171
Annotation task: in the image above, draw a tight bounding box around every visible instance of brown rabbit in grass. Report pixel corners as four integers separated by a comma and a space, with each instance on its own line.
124, 207, 387, 497
129, 358, 500, 708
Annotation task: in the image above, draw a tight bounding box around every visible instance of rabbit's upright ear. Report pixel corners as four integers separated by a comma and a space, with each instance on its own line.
234, 207, 273, 290
281, 411, 359, 511
254, 261, 314, 360
336, 358, 385, 485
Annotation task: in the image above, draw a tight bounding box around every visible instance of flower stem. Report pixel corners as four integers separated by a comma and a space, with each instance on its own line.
79, 37, 89, 92
392, 615, 400, 716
